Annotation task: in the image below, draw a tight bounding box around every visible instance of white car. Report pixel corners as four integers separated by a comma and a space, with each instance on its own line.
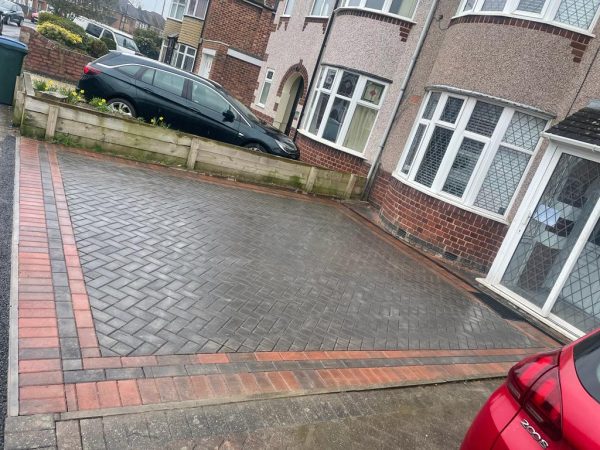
74, 17, 139, 55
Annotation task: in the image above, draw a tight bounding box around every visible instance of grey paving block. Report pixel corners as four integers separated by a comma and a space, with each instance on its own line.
79, 418, 106, 450
56, 420, 82, 450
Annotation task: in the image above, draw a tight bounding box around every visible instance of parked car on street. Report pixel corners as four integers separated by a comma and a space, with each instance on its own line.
461, 327, 600, 449
77, 53, 300, 159
0, 1, 23, 26
73, 17, 139, 55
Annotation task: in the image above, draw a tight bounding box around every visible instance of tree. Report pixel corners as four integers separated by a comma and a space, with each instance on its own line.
133, 28, 162, 60
47, 0, 118, 22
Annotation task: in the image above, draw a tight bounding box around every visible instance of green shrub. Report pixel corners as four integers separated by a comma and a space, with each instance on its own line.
101, 36, 116, 51
37, 12, 108, 58
88, 38, 109, 58
38, 13, 86, 39
133, 28, 161, 60
38, 22, 83, 47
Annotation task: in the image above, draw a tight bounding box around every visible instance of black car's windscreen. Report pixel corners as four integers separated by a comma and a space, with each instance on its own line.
574, 331, 600, 403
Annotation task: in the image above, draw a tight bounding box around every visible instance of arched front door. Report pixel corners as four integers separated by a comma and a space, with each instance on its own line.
274, 74, 304, 135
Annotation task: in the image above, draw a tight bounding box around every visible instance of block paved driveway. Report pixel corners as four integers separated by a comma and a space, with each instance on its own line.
57, 152, 536, 357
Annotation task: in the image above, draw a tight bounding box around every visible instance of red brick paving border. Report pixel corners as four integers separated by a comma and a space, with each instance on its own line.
48, 148, 102, 358
13, 139, 560, 416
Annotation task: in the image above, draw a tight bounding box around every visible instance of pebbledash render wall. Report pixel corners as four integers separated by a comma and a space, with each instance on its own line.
253, 0, 437, 176
296, 2, 434, 175
369, 0, 600, 273
196, 0, 275, 106
250, 0, 327, 131
19, 26, 93, 83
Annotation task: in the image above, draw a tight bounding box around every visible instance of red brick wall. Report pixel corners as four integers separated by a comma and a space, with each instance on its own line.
203, 0, 274, 59
251, 108, 274, 124
20, 27, 93, 83
208, 51, 261, 107
368, 168, 391, 208
377, 174, 508, 273
296, 133, 370, 176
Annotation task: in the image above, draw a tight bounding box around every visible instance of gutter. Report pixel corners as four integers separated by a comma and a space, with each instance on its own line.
293, 0, 342, 141
361, 0, 439, 200
542, 131, 600, 153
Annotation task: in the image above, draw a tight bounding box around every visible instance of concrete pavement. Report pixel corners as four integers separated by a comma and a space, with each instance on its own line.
5, 378, 502, 449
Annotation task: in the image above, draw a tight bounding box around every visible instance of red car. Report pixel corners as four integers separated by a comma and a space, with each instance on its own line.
461, 328, 600, 449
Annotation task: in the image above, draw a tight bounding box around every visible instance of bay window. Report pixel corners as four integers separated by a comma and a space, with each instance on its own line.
171, 44, 197, 72
341, 0, 418, 19
168, 0, 186, 20
458, 0, 600, 32
310, 0, 335, 16
304, 66, 386, 155
186, 0, 209, 19
397, 91, 547, 218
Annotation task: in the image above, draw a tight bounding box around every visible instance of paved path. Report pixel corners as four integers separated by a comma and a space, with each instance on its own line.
9, 139, 558, 422
57, 150, 535, 356
5, 379, 501, 449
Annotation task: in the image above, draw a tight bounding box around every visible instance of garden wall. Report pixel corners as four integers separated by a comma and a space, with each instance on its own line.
19, 26, 93, 83
14, 74, 366, 199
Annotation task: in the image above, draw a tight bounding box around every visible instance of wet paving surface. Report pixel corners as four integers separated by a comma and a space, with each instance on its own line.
57, 152, 538, 356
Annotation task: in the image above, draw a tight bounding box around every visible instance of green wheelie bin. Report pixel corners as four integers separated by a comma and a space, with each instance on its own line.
0, 36, 28, 105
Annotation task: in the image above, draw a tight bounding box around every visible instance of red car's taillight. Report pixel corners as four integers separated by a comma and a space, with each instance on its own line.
507, 350, 563, 441
83, 65, 101, 75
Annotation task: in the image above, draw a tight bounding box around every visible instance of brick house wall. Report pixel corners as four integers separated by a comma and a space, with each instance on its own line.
202, 0, 274, 59
296, 133, 370, 176
19, 27, 93, 83
377, 175, 508, 273
211, 52, 261, 106
199, 0, 274, 106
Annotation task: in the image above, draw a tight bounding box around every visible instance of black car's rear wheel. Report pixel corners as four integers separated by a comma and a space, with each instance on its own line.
108, 98, 136, 118
244, 143, 267, 153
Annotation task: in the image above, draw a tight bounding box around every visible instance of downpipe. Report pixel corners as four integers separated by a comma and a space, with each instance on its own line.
361, 0, 440, 200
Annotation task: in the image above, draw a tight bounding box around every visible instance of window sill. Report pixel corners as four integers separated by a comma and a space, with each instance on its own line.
167, 17, 183, 22
390, 171, 510, 225
183, 14, 205, 20
451, 12, 596, 37
335, 6, 416, 24
305, 15, 330, 20
297, 129, 368, 160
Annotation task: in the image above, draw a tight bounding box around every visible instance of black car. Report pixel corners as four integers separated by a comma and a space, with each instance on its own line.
0, 1, 24, 26
78, 53, 299, 160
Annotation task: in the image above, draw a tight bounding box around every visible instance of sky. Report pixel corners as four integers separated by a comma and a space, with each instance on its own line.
139, 0, 169, 16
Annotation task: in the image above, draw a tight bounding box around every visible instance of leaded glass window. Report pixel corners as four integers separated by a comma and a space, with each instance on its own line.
457, 0, 600, 31
397, 92, 547, 218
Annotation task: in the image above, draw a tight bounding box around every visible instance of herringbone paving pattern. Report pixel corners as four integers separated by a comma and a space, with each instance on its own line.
57, 152, 537, 356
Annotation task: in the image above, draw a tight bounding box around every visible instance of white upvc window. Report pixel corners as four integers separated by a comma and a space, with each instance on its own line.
159, 40, 168, 62
168, 0, 187, 20
310, 0, 335, 16
186, 0, 209, 19
457, 0, 600, 32
171, 43, 197, 72
282, 0, 296, 16
303, 66, 387, 155
340, 0, 418, 19
395, 91, 548, 219
257, 69, 274, 107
